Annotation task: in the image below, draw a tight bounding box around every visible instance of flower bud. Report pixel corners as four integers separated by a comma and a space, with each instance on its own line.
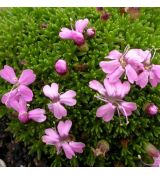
100, 12, 110, 21
96, 7, 104, 12
55, 59, 68, 75
144, 103, 158, 116
92, 140, 109, 157
87, 28, 96, 38
146, 143, 160, 158
18, 113, 29, 123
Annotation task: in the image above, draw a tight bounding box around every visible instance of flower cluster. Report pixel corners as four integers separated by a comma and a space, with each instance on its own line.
100, 48, 160, 88
0, 65, 85, 159
89, 47, 160, 124
1, 17, 160, 162
0, 65, 46, 123
59, 18, 95, 46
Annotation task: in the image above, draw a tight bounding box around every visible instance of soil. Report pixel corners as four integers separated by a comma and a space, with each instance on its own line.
0, 116, 48, 167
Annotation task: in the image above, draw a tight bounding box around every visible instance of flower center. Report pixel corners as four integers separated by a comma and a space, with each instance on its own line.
52, 95, 60, 103
144, 64, 152, 70
120, 56, 127, 68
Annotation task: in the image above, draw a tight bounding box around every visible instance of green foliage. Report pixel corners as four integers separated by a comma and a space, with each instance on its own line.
0, 7, 160, 166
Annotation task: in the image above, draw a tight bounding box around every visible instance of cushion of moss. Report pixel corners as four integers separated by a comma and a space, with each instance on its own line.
0, 8, 160, 166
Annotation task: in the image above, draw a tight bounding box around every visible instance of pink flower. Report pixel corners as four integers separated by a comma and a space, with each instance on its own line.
89, 78, 137, 124
55, 59, 68, 75
42, 120, 85, 159
10, 98, 46, 123
0, 65, 36, 106
43, 83, 77, 119
134, 50, 160, 88
59, 19, 89, 46
99, 49, 145, 84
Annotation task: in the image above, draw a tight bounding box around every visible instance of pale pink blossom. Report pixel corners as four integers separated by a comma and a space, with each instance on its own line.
59, 19, 89, 46
42, 120, 85, 159
134, 50, 160, 88
10, 98, 46, 123
99, 49, 146, 84
0, 65, 36, 107
43, 83, 77, 119
89, 78, 137, 124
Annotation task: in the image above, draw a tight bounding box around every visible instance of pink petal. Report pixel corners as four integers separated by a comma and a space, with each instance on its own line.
125, 64, 138, 84
28, 109, 46, 123
105, 50, 122, 60
62, 143, 75, 159
42, 128, 60, 145
119, 101, 137, 116
60, 90, 77, 106
118, 81, 131, 98
0, 65, 18, 84
59, 28, 73, 39
89, 80, 105, 95
43, 83, 59, 99
107, 66, 124, 83
126, 49, 151, 63
75, 18, 89, 33
10, 97, 27, 113
96, 103, 116, 122
99, 60, 120, 74
152, 65, 160, 79
59, 28, 84, 45
1, 89, 18, 108
149, 71, 159, 87
18, 69, 36, 85
48, 102, 67, 119
152, 156, 160, 167
103, 78, 117, 97
136, 70, 149, 88
57, 120, 72, 137
17, 85, 33, 102
69, 141, 85, 153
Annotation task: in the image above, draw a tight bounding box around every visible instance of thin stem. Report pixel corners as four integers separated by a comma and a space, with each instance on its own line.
70, 18, 73, 30
117, 107, 123, 126
138, 155, 152, 167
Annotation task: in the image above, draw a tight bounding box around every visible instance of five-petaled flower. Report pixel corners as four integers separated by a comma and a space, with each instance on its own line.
89, 78, 137, 124
42, 120, 85, 159
59, 18, 89, 46
43, 83, 77, 119
99, 48, 146, 84
0, 65, 36, 108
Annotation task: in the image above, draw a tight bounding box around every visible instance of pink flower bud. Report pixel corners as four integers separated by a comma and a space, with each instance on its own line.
55, 59, 68, 75
87, 28, 96, 38
18, 113, 29, 123
145, 103, 158, 116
